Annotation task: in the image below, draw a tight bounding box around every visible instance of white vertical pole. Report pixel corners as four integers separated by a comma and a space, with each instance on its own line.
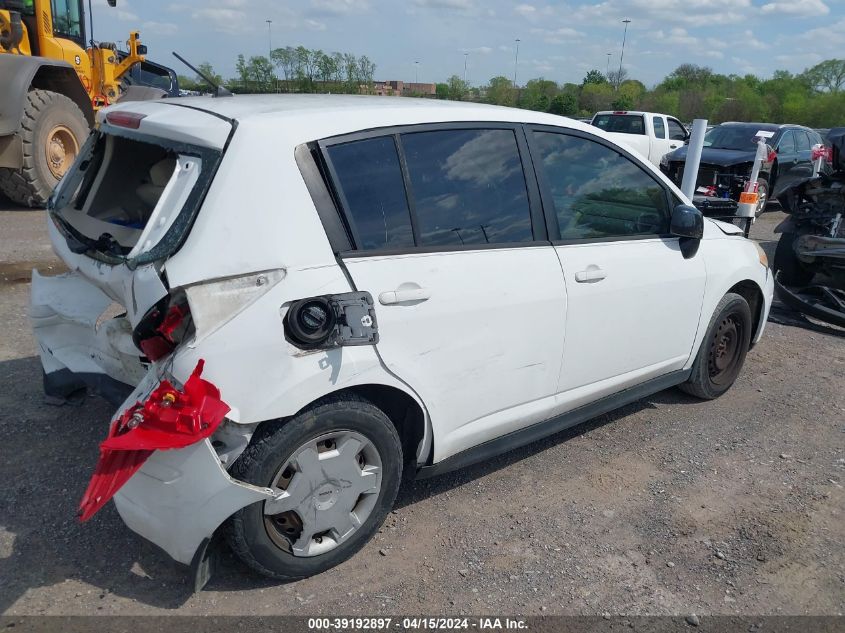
681, 118, 708, 200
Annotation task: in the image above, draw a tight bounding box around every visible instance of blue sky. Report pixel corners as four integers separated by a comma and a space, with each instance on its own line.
89, 0, 845, 87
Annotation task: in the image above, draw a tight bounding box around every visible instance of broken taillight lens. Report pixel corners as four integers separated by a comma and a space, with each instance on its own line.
133, 297, 191, 361
78, 359, 229, 521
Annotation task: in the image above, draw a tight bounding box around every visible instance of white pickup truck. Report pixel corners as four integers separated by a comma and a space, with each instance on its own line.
591, 111, 689, 167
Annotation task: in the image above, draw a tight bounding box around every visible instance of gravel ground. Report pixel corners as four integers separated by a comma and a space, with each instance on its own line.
0, 197, 843, 616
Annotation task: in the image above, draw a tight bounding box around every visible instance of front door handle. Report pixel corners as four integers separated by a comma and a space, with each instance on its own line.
670, 144, 678, 149
379, 287, 431, 305
574, 266, 607, 283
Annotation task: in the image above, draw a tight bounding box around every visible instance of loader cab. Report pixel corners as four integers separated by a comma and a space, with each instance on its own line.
48, 0, 86, 48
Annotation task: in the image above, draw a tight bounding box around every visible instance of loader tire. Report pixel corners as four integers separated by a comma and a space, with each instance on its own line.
0, 89, 89, 208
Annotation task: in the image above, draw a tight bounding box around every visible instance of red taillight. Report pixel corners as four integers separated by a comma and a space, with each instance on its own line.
105, 111, 146, 129
613, 111, 628, 114
767, 149, 777, 163
134, 300, 190, 361
78, 360, 230, 521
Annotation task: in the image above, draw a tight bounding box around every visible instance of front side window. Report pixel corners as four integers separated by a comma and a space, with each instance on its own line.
795, 130, 811, 152
778, 131, 795, 153
326, 136, 414, 251
51, 0, 83, 40
667, 119, 687, 141
532, 131, 669, 240
653, 117, 666, 139
401, 129, 533, 246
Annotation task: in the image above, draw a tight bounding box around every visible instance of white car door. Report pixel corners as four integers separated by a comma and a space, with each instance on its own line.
527, 126, 706, 407
649, 114, 673, 165
320, 126, 568, 461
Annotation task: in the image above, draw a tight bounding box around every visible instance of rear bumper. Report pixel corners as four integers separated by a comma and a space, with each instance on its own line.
30, 270, 147, 404
113, 439, 274, 564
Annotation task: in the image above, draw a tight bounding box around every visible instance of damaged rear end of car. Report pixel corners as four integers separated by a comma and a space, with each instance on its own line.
31, 101, 283, 585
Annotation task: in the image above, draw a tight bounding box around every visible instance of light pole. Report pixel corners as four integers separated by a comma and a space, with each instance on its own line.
606, 52, 612, 78
463, 52, 469, 84
266, 19, 272, 58
618, 19, 631, 83
414, 60, 419, 85
513, 38, 520, 88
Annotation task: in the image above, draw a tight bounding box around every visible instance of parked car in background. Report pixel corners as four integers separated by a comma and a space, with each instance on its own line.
591, 110, 689, 167
661, 122, 825, 215
34, 95, 773, 584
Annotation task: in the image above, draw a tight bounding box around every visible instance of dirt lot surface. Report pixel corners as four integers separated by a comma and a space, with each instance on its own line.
0, 196, 843, 617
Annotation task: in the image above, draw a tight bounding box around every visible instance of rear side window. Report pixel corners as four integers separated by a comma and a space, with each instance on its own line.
795, 131, 811, 152
592, 114, 645, 135
401, 129, 533, 246
532, 131, 669, 240
653, 117, 666, 139
326, 137, 414, 251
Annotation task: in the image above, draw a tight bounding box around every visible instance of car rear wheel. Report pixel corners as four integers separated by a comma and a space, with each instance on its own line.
680, 292, 752, 400
226, 394, 402, 579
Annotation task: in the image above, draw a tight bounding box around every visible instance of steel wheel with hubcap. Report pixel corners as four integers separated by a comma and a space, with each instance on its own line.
263, 430, 383, 557
226, 394, 402, 580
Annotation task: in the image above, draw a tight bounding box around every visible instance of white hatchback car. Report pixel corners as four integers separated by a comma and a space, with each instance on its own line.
33, 95, 773, 585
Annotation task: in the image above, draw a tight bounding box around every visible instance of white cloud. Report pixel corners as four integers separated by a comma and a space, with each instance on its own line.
192, 7, 249, 33
305, 19, 327, 30
309, 0, 371, 16
142, 21, 178, 35
514, 3, 536, 17
530, 26, 584, 44
760, 0, 829, 16
462, 46, 493, 54
412, 0, 476, 9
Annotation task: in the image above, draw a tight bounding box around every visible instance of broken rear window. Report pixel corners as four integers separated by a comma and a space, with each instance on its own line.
50, 126, 223, 265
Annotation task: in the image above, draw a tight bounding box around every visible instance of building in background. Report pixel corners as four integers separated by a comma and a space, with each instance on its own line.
370, 80, 436, 97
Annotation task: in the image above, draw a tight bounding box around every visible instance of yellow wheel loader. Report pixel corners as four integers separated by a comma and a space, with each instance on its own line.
0, 0, 178, 207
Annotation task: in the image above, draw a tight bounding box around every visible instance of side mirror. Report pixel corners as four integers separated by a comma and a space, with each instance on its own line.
671, 204, 703, 259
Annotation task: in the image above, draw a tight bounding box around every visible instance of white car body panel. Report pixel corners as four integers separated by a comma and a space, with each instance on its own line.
342, 247, 568, 462
30, 95, 773, 572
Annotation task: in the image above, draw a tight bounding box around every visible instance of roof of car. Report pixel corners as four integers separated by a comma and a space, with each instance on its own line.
149, 93, 585, 128
718, 121, 807, 130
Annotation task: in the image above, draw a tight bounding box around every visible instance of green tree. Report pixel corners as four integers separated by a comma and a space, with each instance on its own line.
579, 82, 614, 112
522, 78, 558, 110
801, 59, 845, 93
436, 83, 449, 99
486, 76, 515, 106
548, 93, 577, 116
582, 69, 607, 85
447, 75, 469, 100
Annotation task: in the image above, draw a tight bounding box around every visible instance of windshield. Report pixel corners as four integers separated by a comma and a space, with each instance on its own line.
703, 126, 772, 151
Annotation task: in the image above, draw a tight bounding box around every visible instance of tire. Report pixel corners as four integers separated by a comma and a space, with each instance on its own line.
226, 394, 403, 580
0, 89, 89, 208
754, 177, 769, 218
773, 232, 814, 287
680, 293, 752, 400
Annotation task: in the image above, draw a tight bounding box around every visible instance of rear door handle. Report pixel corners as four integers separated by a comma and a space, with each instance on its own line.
379, 287, 431, 305
574, 266, 607, 283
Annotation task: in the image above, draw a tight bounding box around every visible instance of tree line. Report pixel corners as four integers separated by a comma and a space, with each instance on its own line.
178, 52, 845, 127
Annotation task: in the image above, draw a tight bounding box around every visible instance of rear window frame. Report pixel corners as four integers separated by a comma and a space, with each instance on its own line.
311, 121, 548, 257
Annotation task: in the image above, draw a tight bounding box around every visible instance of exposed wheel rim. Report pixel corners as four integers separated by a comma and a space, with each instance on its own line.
263, 430, 382, 558
708, 314, 744, 386
45, 124, 79, 180
756, 184, 767, 215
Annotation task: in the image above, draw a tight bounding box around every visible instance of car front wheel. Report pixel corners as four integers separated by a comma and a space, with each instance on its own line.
226, 394, 403, 579
680, 292, 752, 400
